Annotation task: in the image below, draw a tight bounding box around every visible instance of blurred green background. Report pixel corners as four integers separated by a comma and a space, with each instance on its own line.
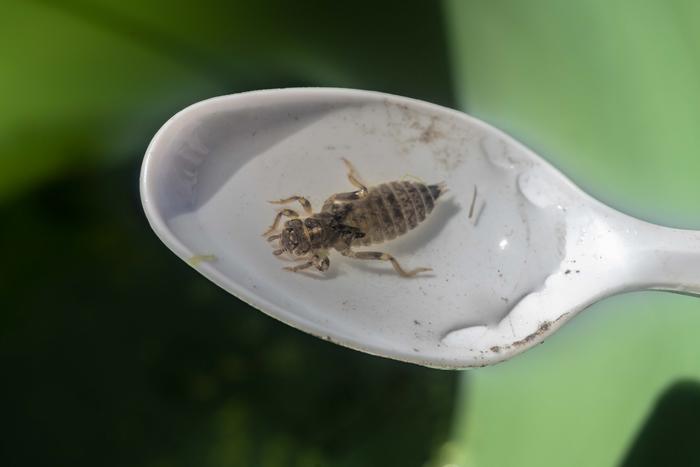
2, 1, 700, 466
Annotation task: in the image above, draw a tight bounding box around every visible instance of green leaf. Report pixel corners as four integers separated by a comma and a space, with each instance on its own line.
443, 1, 700, 466
1, 3, 459, 466
1, 0, 453, 203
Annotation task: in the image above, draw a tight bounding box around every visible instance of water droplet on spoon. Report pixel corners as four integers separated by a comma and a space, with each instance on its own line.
441, 145, 568, 346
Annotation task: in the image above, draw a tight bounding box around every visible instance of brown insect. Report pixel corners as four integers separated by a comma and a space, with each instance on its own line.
264, 159, 446, 277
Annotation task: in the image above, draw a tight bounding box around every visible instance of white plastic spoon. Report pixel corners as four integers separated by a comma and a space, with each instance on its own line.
140, 88, 700, 369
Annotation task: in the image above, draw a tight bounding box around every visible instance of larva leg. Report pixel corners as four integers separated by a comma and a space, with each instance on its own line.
333, 190, 367, 201
284, 260, 314, 272
313, 255, 330, 272
284, 254, 330, 273
341, 158, 368, 195
339, 249, 432, 277
269, 196, 312, 214
262, 208, 298, 236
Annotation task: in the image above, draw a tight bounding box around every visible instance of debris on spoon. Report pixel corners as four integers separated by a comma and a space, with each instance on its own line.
187, 254, 217, 266
468, 185, 478, 219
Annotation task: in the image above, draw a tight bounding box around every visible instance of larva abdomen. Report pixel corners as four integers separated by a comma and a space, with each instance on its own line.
346, 180, 444, 246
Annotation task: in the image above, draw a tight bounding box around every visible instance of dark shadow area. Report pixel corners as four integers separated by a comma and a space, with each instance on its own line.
0, 161, 457, 467
2, 2, 461, 466
620, 380, 700, 467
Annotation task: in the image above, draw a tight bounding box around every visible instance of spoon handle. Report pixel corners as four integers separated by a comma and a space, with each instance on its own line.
630, 221, 700, 295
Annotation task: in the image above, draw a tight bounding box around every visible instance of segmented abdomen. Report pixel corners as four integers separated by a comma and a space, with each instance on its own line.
346, 181, 444, 246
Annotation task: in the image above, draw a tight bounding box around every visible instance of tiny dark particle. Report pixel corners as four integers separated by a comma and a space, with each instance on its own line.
565, 269, 571, 274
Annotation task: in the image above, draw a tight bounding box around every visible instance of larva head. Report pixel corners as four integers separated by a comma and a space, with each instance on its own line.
280, 219, 311, 256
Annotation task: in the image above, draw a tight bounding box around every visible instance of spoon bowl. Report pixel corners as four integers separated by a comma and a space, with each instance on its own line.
141, 88, 700, 368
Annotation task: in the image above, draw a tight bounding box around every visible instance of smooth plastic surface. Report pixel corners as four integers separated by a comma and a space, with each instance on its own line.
140, 88, 700, 368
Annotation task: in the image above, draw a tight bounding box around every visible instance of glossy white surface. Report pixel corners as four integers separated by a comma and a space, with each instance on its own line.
141, 88, 700, 368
